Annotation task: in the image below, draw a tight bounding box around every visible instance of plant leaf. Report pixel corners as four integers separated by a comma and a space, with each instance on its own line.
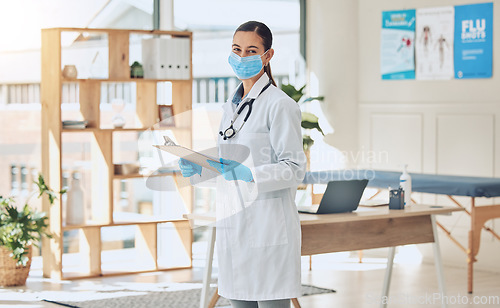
301, 112, 325, 135
303, 135, 314, 152
301, 111, 318, 123
302, 96, 325, 103
280, 84, 303, 102
1, 174, 57, 265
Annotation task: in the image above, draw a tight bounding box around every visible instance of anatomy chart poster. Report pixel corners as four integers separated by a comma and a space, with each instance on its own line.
454, 3, 493, 79
415, 6, 455, 80
381, 9, 416, 80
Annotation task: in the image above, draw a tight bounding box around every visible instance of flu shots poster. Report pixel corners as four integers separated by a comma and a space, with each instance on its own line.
380, 10, 416, 80
454, 2, 493, 79
415, 6, 455, 80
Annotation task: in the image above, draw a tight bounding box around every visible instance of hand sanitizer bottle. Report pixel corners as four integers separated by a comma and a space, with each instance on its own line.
399, 164, 412, 206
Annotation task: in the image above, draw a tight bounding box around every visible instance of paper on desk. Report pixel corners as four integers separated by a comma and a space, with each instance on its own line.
359, 199, 389, 207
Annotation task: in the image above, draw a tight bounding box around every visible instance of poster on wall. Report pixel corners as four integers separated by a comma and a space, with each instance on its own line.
380, 9, 416, 80
454, 2, 493, 79
415, 6, 455, 80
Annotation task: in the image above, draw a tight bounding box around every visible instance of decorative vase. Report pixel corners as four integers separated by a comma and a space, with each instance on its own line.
89, 51, 107, 78
62, 65, 78, 79
111, 98, 126, 128
66, 172, 85, 225
0, 246, 32, 287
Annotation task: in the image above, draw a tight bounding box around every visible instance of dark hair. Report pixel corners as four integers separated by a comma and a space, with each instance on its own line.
234, 21, 277, 86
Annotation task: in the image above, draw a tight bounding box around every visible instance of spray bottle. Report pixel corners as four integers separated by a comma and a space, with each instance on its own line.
399, 164, 412, 206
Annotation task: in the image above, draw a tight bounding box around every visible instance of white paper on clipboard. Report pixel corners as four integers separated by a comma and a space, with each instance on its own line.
153, 136, 223, 173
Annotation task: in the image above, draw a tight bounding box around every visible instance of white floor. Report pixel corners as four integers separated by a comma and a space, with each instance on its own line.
1, 245, 500, 308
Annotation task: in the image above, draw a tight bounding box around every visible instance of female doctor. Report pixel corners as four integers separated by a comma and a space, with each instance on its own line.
179, 21, 306, 308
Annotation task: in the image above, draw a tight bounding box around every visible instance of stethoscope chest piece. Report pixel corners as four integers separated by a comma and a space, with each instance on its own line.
220, 125, 236, 140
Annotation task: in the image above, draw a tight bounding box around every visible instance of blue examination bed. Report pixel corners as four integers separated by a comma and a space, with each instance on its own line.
303, 170, 500, 198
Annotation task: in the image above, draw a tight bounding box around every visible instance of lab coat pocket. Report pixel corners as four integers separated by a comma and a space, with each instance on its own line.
245, 197, 288, 247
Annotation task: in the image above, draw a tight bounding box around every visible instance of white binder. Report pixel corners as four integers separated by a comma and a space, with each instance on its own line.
160, 38, 174, 79
171, 38, 181, 79
142, 38, 162, 79
178, 38, 191, 79
142, 37, 191, 80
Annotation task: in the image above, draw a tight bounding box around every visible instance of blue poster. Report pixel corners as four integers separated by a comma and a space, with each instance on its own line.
454, 3, 493, 79
381, 10, 416, 80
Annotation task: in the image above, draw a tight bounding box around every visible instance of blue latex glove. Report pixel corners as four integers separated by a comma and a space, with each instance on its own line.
207, 158, 253, 182
178, 158, 202, 177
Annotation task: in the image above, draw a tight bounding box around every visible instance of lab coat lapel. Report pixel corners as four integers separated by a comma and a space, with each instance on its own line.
222, 74, 270, 116
245, 74, 270, 100
222, 99, 235, 116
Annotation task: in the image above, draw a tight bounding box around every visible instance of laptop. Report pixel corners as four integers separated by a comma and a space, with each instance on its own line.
298, 179, 369, 214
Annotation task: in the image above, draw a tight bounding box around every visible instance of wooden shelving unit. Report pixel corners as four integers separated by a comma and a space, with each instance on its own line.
41, 28, 193, 279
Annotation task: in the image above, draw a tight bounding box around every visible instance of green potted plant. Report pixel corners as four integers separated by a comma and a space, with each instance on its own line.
130, 61, 144, 78
0, 174, 64, 286
281, 84, 324, 169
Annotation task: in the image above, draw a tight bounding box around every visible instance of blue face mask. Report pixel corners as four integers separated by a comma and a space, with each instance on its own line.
228, 50, 269, 80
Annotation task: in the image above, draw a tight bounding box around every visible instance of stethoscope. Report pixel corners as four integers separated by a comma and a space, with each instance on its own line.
219, 80, 272, 140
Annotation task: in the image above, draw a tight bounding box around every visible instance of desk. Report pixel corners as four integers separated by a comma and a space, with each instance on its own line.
304, 170, 500, 293
185, 205, 462, 308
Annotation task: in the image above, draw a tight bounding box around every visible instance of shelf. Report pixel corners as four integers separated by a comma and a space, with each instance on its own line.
101, 127, 159, 132
49, 27, 192, 37
62, 218, 188, 231
61, 238, 192, 280
42, 27, 193, 280
62, 127, 98, 132
62, 127, 190, 133
113, 170, 179, 180
62, 265, 192, 280
62, 78, 192, 84
101, 127, 191, 132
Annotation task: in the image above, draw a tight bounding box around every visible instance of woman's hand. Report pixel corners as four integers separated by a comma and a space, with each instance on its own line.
178, 158, 202, 177
207, 158, 253, 183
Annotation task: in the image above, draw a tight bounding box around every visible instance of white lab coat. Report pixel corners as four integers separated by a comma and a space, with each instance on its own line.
192, 74, 306, 301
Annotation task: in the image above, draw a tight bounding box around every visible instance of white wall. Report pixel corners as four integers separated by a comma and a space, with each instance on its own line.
307, 0, 359, 163
308, 0, 500, 273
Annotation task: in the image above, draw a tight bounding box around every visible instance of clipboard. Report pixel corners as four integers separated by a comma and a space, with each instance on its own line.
153, 136, 223, 173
